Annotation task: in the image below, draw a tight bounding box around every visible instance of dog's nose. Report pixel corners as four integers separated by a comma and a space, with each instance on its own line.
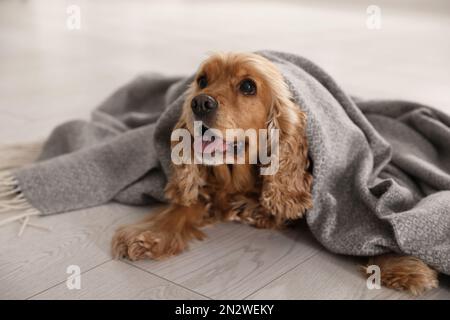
191, 94, 218, 117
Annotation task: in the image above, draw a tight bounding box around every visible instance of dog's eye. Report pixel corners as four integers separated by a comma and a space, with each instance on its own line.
197, 75, 208, 89
239, 79, 256, 96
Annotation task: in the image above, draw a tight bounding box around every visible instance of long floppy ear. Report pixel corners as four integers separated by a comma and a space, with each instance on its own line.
260, 95, 313, 221
164, 99, 205, 206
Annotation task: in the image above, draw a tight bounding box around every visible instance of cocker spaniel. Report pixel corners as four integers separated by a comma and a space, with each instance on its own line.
112, 52, 438, 295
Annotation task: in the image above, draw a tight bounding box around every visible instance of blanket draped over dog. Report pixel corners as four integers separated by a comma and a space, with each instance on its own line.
1, 51, 449, 274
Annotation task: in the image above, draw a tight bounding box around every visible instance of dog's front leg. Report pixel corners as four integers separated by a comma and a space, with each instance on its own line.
111, 203, 209, 261
227, 195, 287, 229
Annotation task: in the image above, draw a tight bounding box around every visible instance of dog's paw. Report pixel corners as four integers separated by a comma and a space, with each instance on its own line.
367, 255, 439, 296
381, 268, 438, 296
240, 211, 280, 229
111, 226, 185, 261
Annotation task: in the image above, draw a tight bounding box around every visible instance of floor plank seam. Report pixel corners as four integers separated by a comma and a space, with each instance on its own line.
121, 260, 212, 300
25, 259, 113, 300
242, 249, 324, 300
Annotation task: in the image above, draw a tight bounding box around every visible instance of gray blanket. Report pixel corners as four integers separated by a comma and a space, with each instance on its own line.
4, 51, 450, 274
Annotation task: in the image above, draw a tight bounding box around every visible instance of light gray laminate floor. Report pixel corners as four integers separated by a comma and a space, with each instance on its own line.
1, 0, 449, 300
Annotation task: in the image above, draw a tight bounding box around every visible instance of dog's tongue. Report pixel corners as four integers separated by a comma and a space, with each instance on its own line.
203, 136, 229, 154
194, 136, 229, 154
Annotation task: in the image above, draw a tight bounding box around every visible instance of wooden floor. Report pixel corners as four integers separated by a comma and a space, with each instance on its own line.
1, 0, 449, 300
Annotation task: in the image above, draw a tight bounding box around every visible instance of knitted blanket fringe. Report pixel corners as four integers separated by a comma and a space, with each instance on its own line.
0, 141, 43, 171
0, 142, 44, 235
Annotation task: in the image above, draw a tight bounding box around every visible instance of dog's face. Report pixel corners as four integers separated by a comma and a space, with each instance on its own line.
189, 54, 272, 131
182, 53, 277, 157
169, 52, 312, 220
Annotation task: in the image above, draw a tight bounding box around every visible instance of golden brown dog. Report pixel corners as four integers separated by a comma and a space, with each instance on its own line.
112, 52, 438, 295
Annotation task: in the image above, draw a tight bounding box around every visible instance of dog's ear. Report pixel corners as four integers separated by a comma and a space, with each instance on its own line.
165, 103, 205, 206
260, 95, 313, 222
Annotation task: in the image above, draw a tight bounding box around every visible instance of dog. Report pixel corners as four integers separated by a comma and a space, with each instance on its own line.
112, 52, 438, 295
